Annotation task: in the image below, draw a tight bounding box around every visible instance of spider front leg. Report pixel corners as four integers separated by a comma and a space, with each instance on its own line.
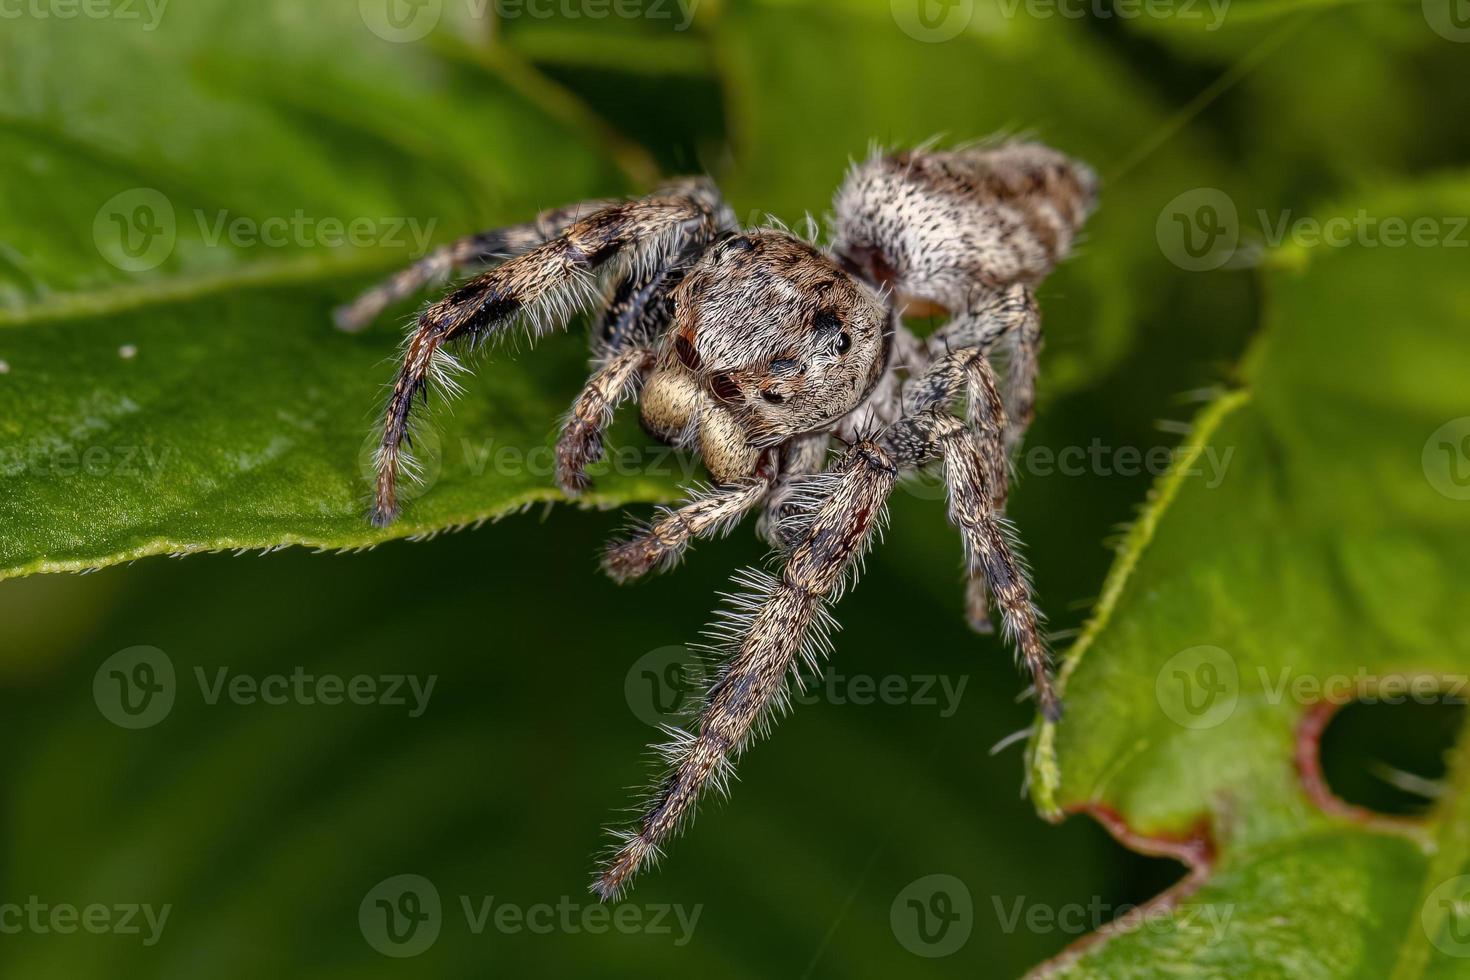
1000, 297, 1042, 455
885, 406, 1059, 720
600, 474, 774, 582
600, 433, 830, 582
555, 346, 656, 496
370, 189, 724, 525
334, 198, 618, 333
907, 347, 1011, 633
593, 442, 897, 900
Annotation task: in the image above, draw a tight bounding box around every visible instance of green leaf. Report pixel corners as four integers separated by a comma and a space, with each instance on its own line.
1028, 177, 1470, 976
1112, 2, 1470, 203
0, 0, 674, 581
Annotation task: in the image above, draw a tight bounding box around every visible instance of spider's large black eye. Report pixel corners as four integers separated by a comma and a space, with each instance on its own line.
835, 332, 852, 355
761, 391, 785, 404
812, 310, 841, 335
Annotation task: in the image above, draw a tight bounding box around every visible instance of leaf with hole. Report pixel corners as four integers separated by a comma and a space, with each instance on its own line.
1028, 178, 1470, 978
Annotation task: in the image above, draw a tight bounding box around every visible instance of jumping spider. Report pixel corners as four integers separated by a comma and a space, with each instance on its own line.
336, 140, 1097, 900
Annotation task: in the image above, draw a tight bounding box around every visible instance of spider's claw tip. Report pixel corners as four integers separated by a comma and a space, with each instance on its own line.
1040, 693, 1063, 724
590, 865, 629, 904
369, 504, 399, 528
557, 472, 591, 499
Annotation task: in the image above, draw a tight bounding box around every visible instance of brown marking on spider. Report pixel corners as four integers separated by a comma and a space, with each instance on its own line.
335, 139, 1098, 901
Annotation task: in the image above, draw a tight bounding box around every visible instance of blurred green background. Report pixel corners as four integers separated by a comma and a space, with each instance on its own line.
1, 0, 1467, 976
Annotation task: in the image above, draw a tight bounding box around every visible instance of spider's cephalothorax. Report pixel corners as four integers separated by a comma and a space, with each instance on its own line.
336, 139, 1097, 901
640, 230, 891, 482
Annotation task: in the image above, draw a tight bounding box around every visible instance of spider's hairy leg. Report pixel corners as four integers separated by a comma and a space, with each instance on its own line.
592, 443, 897, 900
926, 283, 1037, 359
885, 407, 1059, 721
962, 359, 1008, 633
333, 198, 617, 333
372, 194, 720, 526
926, 283, 1041, 453
999, 294, 1042, 454
555, 346, 656, 496
601, 475, 773, 582
907, 347, 1010, 633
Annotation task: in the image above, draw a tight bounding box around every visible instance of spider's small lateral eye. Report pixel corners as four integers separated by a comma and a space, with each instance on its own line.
761, 391, 785, 404
835, 332, 852, 355
813, 310, 841, 335
724, 236, 756, 255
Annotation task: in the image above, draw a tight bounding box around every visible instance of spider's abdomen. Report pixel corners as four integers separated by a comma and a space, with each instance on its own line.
833, 141, 1098, 312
